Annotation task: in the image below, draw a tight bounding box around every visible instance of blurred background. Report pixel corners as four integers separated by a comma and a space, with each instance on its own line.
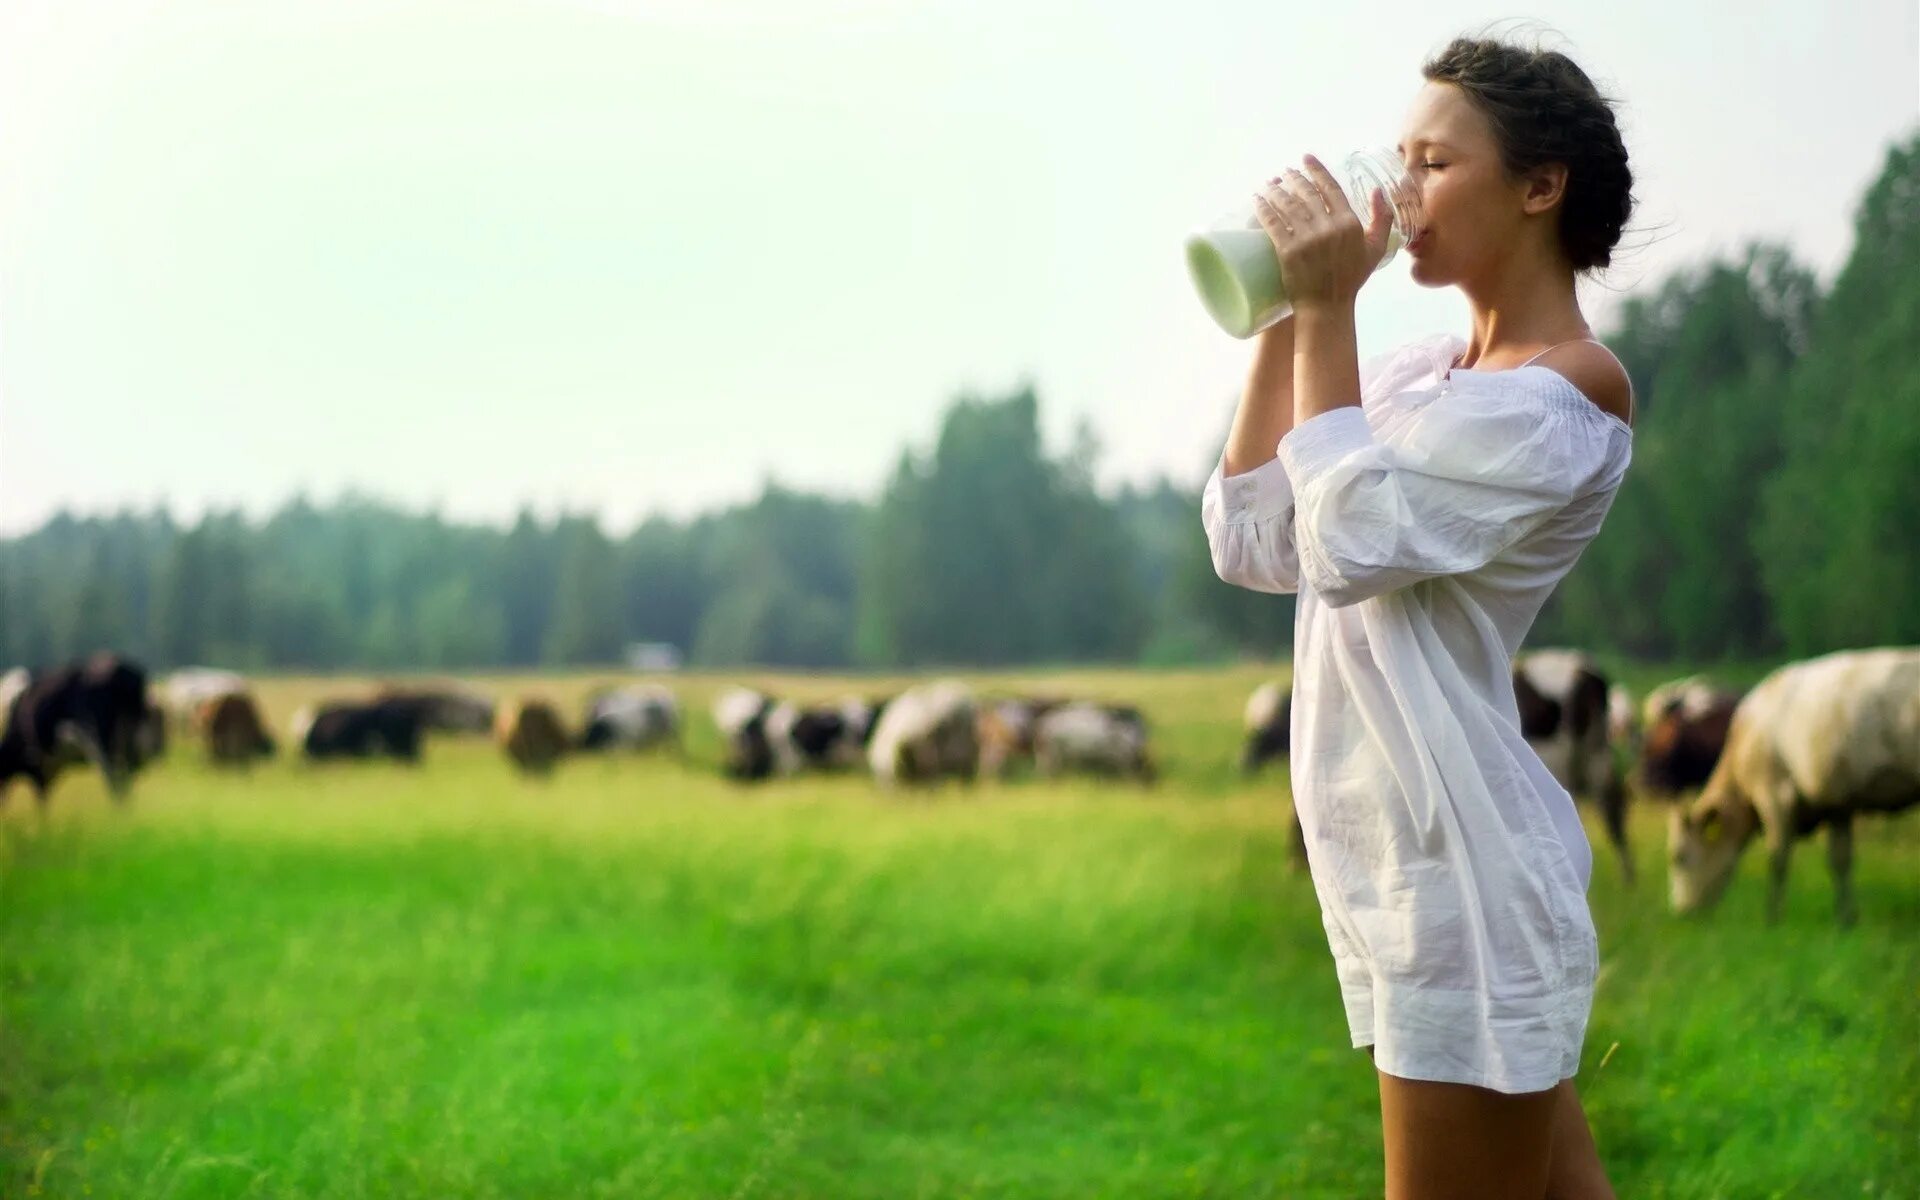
2, 3, 1917, 1198
3, 0, 1915, 670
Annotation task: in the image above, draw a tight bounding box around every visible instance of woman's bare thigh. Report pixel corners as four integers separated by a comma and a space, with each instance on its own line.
1371, 1053, 1558, 1200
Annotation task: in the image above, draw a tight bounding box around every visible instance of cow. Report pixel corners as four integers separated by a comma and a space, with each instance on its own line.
1514, 648, 1635, 886
976, 696, 1068, 780
1032, 702, 1155, 783
868, 680, 977, 788
1668, 647, 1920, 927
579, 685, 681, 754
1607, 683, 1638, 759
161, 667, 248, 732
0, 653, 156, 807
375, 684, 496, 737
497, 699, 570, 777
1242, 681, 1292, 775
293, 697, 428, 763
713, 689, 890, 781
1634, 676, 1744, 804
199, 691, 277, 767
777, 695, 892, 773
713, 687, 779, 781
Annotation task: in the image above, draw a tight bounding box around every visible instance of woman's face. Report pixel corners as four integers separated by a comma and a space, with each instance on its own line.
1396, 81, 1566, 285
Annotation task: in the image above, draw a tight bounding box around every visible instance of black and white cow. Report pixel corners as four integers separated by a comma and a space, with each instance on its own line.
375, 684, 497, 737
1241, 681, 1292, 775
1513, 648, 1634, 885
714, 688, 890, 781
0, 653, 157, 807
292, 696, 429, 763
1032, 701, 1155, 783
714, 687, 779, 781
580, 685, 681, 754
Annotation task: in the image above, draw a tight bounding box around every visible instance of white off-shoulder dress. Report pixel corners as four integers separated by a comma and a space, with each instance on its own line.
1201, 330, 1634, 1094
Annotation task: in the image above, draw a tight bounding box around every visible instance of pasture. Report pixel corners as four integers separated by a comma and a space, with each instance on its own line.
3, 665, 1916, 1198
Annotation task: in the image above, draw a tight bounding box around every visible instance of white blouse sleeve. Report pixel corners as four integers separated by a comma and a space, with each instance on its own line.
1199, 345, 1408, 596
1274, 381, 1616, 609
1201, 451, 1302, 594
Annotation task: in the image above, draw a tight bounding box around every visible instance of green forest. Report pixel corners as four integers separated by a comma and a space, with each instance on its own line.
4, 133, 1916, 673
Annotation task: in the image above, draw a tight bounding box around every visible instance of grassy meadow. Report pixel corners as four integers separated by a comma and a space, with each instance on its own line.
2, 665, 1916, 1198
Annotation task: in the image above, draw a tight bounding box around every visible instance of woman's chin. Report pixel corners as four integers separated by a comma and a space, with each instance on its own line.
1406, 257, 1447, 287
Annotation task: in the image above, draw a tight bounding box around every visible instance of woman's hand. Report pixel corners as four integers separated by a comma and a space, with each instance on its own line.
1252, 154, 1393, 313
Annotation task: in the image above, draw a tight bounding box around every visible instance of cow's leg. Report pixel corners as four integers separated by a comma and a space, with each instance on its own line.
1600, 765, 1635, 888
1826, 813, 1856, 928
1763, 823, 1794, 925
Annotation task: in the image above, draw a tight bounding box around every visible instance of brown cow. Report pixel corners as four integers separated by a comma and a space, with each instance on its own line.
198, 691, 277, 767
497, 699, 569, 777
1634, 676, 1744, 803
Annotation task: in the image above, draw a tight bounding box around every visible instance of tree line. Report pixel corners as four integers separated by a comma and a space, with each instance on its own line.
4, 132, 1916, 672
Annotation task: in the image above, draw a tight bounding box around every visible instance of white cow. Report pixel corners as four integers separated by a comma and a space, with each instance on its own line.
1668, 647, 1920, 926
580, 685, 681, 754
1033, 702, 1154, 783
867, 680, 977, 788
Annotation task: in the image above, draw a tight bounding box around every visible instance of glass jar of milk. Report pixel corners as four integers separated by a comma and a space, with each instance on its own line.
1184, 147, 1423, 339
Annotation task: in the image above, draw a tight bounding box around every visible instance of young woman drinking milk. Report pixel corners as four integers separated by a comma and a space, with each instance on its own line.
1201, 35, 1636, 1200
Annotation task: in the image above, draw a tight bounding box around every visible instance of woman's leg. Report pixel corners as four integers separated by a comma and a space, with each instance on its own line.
1373, 1057, 1557, 1200
1543, 1077, 1617, 1200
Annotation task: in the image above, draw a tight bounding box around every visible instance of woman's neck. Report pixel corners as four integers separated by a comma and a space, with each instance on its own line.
1452, 245, 1589, 369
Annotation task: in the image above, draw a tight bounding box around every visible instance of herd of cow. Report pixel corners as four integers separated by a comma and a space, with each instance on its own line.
1236, 644, 1919, 927
2, 645, 1916, 925
0, 659, 688, 794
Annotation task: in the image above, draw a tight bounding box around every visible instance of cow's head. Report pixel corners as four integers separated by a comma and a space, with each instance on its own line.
1666, 786, 1759, 915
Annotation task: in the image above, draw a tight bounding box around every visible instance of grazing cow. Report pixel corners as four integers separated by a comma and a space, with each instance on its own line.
778, 695, 892, 773
376, 685, 496, 736
1241, 681, 1292, 775
579, 685, 681, 754
1033, 702, 1155, 783
161, 667, 248, 731
1606, 684, 1638, 758
1634, 676, 1744, 803
713, 687, 779, 781
868, 680, 978, 788
1239, 681, 1311, 869
1668, 647, 1920, 926
497, 699, 570, 776
294, 697, 428, 763
199, 691, 277, 767
976, 696, 1068, 780
0, 653, 155, 806
712, 690, 890, 781
1514, 649, 1634, 885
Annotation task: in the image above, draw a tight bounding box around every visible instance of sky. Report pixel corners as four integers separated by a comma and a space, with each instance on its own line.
1, 0, 1915, 534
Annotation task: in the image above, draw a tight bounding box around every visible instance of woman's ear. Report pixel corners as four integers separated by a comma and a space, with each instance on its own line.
1521, 162, 1568, 216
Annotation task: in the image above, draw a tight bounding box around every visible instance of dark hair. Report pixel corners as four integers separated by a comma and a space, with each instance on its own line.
1421, 33, 1635, 274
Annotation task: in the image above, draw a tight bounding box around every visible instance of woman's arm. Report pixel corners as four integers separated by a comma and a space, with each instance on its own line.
1291, 304, 1364, 430
1202, 315, 1305, 594
1221, 316, 1297, 476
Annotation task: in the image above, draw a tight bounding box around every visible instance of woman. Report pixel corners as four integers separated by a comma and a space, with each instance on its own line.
1200, 36, 1636, 1200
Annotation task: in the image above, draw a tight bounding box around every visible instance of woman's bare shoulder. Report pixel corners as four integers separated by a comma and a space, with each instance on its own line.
1536, 340, 1634, 428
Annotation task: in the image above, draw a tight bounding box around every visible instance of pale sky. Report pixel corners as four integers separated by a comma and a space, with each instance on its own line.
2, 0, 1915, 534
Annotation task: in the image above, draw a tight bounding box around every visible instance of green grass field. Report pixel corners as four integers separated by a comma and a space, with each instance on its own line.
3, 666, 1916, 1199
